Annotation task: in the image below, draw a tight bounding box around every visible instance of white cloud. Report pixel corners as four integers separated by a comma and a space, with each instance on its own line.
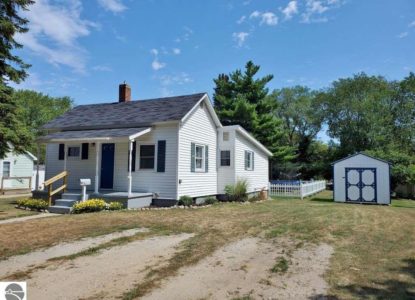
175, 27, 194, 43
282, 1, 298, 20
150, 48, 159, 55
92, 65, 112, 72
250, 11, 278, 26
301, 0, 339, 23
397, 32, 408, 38
152, 59, 166, 71
237, 15, 246, 24
97, 0, 126, 13
233, 32, 249, 47
159, 73, 193, 86
409, 20, 415, 28
14, 0, 96, 73
172, 48, 181, 55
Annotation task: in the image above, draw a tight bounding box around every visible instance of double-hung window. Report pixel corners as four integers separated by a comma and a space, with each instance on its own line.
67, 146, 80, 157
245, 150, 254, 171
2, 162, 11, 177
139, 145, 155, 169
195, 144, 205, 172
220, 150, 231, 166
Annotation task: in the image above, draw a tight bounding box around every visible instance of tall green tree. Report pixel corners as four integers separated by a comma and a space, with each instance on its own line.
0, 0, 34, 158
319, 72, 415, 185
273, 86, 323, 162
213, 61, 294, 162
12, 90, 73, 162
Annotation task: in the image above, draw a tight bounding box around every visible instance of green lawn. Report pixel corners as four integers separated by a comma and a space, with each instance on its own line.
0, 191, 414, 299
0, 195, 38, 221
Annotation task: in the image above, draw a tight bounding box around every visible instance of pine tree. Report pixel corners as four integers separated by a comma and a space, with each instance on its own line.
213, 61, 295, 162
0, 0, 34, 158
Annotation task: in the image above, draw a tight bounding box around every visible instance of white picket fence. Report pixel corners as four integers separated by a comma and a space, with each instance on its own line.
269, 180, 326, 199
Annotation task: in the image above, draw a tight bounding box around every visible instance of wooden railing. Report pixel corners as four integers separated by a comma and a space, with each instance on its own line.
0, 177, 32, 194
44, 171, 68, 205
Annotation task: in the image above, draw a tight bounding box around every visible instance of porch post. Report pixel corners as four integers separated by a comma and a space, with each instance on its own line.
63, 143, 67, 171
128, 139, 133, 196
95, 142, 100, 194
36, 143, 40, 190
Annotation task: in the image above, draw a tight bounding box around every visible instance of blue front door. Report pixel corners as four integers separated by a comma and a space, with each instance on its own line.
100, 143, 115, 189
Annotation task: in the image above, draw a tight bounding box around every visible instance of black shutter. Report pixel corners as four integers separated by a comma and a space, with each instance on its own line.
157, 140, 166, 172
205, 145, 209, 172
128, 141, 136, 172
81, 143, 89, 160
58, 144, 65, 160
190, 143, 195, 172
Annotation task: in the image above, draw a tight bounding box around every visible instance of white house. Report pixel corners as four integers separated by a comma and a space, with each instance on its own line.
332, 153, 391, 205
0, 144, 37, 194
37, 84, 272, 212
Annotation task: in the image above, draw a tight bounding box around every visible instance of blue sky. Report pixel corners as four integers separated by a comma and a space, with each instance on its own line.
13, 0, 415, 107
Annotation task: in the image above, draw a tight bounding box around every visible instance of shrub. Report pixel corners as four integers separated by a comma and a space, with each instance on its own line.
108, 201, 123, 211
72, 199, 107, 214
270, 257, 289, 274
178, 195, 193, 206
16, 198, 48, 211
204, 196, 218, 205
224, 178, 248, 202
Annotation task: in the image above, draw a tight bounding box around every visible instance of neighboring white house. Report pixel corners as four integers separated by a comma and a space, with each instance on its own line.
37, 84, 272, 207
0, 144, 37, 193
332, 153, 391, 205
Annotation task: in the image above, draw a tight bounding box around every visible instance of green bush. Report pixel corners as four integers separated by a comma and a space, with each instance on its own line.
73, 199, 107, 214
108, 201, 123, 211
204, 196, 218, 205
16, 198, 48, 211
178, 195, 193, 206
224, 178, 249, 202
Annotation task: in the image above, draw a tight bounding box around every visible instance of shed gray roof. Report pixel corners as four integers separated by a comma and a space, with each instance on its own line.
38, 127, 150, 142
43, 93, 206, 131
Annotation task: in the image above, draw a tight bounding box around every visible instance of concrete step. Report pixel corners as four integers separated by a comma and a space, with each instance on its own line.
61, 193, 84, 201
55, 199, 78, 207
48, 205, 73, 214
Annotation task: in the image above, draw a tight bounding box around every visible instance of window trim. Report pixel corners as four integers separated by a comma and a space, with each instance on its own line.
245, 150, 254, 171
194, 144, 206, 172
220, 150, 231, 167
138, 143, 156, 171
2, 161, 12, 178
67, 145, 81, 158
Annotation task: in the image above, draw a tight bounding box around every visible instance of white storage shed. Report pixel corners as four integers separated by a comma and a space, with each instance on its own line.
332, 153, 391, 205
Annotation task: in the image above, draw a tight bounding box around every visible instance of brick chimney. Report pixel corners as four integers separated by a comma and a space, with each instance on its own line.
119, 82, 131, 102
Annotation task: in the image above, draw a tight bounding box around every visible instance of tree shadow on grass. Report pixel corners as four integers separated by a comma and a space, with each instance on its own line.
337, 258, 415, 299
309, 198, 334, 203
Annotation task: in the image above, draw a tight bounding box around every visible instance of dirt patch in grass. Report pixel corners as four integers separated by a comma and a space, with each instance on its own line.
0, 228, 149, 278
142, 237, 333, 300
23, 233, 193, 300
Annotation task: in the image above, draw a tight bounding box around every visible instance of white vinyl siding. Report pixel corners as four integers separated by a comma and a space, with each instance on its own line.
45, 124, 178, 199
178, 103, 217, 198
0, 148, 35, 189
234, 131, 269, 193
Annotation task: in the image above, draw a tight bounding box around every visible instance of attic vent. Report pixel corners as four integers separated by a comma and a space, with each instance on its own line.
223, 132, 229, 141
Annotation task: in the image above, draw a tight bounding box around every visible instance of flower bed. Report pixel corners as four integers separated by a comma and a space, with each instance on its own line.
72, 199, 124, 214
16, 199, 49, 212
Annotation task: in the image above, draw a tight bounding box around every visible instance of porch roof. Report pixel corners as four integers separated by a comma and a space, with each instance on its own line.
38, 127, 151, 143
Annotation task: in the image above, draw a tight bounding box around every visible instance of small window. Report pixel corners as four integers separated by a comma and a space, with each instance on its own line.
195, 144, 205, 171
220, 150, 231, 166
2, 162, 11, 177
223, 132, 229, 141
68, 146, 80, 157
245, 150, 254, 171
140, 145, 155, 169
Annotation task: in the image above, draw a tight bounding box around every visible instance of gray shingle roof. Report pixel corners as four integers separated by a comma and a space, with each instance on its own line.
38, 127, 150, 142
43, 93, 206, 130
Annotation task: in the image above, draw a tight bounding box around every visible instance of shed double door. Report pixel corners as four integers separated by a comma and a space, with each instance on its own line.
345, 168, 377, 203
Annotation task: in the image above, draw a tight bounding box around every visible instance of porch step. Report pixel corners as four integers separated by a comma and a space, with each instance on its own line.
55, 199, 78, 207
48, 205, 73, 214
61, 193, 85, 201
